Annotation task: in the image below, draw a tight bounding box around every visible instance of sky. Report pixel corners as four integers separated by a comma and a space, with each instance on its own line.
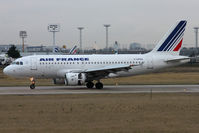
0, 0, 199, 49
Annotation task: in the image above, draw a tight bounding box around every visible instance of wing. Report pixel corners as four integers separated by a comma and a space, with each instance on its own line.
84, 64, 134, 80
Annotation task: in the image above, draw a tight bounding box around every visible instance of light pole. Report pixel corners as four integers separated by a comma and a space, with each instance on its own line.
194, 27, 199, 55
104, 24, 111, 49
19, 31, 27, 52
194, 27, 199, 48
48, 24, 60, 52
78, 27, 84, 53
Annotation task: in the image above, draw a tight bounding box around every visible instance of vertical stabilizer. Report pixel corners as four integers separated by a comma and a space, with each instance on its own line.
151, 20, 187, 55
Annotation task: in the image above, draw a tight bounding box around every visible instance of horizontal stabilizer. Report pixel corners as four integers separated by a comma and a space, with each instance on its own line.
164, 57, 190, 63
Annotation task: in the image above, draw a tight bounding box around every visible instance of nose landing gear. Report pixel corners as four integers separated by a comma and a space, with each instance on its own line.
30, 77, 35, 89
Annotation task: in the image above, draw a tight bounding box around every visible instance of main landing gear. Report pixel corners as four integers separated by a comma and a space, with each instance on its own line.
86, 81, 94, 88
30, 77, 36, 89
86, 81, 103, 89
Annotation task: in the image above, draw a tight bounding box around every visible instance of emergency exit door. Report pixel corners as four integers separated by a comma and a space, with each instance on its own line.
31, 57, 37, 70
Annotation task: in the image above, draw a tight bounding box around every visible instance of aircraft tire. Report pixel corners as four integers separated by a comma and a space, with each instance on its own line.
30, 84, 35, 89
95, 82, 103, 89
86, 82, 94, 88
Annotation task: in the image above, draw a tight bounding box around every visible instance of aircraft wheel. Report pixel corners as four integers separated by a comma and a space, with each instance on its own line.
95, 82, 103, 89
30, 77, 36, 89
86, 82, 94, 88
30, 84, 35, 89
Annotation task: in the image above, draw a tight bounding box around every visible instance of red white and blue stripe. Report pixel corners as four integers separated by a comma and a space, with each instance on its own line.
157, 20, 187, 52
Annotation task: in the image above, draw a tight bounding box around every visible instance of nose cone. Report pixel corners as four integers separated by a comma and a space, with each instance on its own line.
3, 66, 12, 76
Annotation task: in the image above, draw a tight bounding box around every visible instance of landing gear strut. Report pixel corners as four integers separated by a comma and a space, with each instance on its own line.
95, 82, 103, 89
30, 77, 36, 89
86, 81, 94, 88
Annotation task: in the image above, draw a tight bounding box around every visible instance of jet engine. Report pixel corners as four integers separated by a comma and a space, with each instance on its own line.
65, 73, 86, 85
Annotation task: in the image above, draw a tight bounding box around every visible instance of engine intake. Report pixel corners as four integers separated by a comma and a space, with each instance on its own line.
65, 73, 86, 85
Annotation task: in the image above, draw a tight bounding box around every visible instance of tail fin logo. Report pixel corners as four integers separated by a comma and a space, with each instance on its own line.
157, 21, 187, 52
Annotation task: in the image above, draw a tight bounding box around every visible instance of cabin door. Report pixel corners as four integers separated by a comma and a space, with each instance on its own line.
31, 57, 37, 70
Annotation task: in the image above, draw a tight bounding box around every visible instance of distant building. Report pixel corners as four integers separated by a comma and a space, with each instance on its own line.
129, 42, 142, 50
0, 44, 28, 52
0, 44, 14, 52
146, 44, 155, 50
180, 47, 199, 56
26, 45, 46, 52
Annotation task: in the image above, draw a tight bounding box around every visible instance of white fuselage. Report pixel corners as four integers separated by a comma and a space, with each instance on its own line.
3, 53, 189, 79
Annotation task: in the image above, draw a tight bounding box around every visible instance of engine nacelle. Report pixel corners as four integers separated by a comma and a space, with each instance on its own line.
53, 78, 65, 85
65, 73, 86, 85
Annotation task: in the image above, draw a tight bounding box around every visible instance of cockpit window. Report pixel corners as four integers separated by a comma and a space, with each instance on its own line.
12, 61, 16, 65
11, 61, 23, 65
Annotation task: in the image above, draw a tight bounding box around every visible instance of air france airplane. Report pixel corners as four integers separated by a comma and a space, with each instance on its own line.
3, 20, 189, 89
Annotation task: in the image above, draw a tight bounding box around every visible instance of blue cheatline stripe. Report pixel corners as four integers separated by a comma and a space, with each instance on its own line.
157, 21, 186, 51
167, 29, 185, 51
163, 23, 186, 51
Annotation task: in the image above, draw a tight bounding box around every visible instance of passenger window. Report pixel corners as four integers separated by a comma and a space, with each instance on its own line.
16, 62, 19, 65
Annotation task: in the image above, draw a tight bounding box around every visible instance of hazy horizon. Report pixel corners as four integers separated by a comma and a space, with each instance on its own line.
0, 0, 199, 49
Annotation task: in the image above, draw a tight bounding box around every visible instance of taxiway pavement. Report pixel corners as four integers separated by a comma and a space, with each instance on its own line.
0, 85, 199, 95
